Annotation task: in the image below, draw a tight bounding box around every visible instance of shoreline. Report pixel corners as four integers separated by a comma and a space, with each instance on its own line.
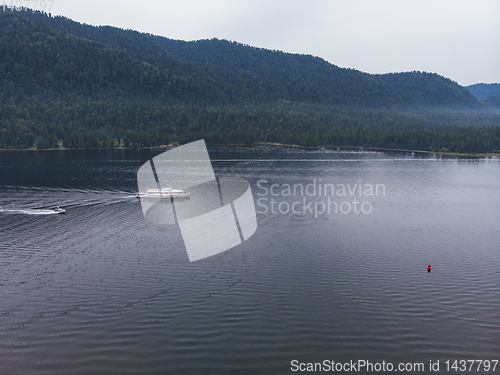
0, 143, 498, 158
254, 142, 500, 157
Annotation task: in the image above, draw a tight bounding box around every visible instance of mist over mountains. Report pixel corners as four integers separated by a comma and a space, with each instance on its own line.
1, 9, 499, 152
465, 83, 500, 102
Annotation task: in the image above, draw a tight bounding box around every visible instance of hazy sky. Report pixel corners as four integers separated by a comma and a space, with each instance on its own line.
46, 0, 499, 86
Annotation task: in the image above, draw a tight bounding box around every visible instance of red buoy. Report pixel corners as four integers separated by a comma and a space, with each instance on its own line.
427, 264, 432, 272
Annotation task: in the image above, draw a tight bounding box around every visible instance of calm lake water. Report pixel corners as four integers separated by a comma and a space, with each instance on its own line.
0, 147, 499, 374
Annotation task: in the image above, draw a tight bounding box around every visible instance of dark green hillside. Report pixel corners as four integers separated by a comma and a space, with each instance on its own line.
144, 38, 404, 107
375, 72, 480, 108
0, 12, 273, 105
23, 11, 400, 107
466, 83, 500, 101
40, 11, 481, 109
6, 9, 482, 109
0, 9, 499, 153
483, 96, 500, 109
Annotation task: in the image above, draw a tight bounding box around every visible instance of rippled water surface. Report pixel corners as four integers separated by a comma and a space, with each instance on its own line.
0, 147, 499, 374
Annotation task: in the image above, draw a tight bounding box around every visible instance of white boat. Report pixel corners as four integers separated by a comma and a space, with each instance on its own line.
136, 187, 190, 199
53, 207, 66, 214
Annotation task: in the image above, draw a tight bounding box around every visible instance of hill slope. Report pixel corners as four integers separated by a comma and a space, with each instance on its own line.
12, 9, 481, 108
483, 96, 500, 108
0, 12, 275, 105
375, 72, 480, 108
465, 83, 500, 101
0, 9, 498, 153
22, 11, 398, 107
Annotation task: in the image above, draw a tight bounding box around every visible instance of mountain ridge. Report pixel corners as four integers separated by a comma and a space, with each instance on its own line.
10, 8, 481, 109
465, 83, 500, 101
0, 9, 499, 153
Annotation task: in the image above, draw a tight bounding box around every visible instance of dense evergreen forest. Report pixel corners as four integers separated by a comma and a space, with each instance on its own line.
465, 83, 500, 101
1, 8, 499, 152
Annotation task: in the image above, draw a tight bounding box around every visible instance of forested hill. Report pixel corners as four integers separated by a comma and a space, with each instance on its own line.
375, 72, 479, 107
465, 83, 500, 101
483, 96, 500, 108
3, 10, 400, 107
6, 9, 481, 108
0, 12, 272, 105
134, 38, 481, 109
1, 9, 499, 152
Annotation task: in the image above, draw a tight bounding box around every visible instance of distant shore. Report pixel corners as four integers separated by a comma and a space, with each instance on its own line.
1, 143, 499, 158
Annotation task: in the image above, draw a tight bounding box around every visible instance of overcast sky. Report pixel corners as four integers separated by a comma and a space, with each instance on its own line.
46, 0, 499, 86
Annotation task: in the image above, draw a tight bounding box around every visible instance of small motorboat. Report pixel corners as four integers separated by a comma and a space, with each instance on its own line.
53, 207, 66, 214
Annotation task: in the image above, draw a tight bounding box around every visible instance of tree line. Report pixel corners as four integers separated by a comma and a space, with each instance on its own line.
2, 98, 499, 153
0, 9, 499, 153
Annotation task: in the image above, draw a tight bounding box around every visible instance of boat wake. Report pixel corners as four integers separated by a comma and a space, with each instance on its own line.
0, 187, 139, 214
0, 208, 61, 215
